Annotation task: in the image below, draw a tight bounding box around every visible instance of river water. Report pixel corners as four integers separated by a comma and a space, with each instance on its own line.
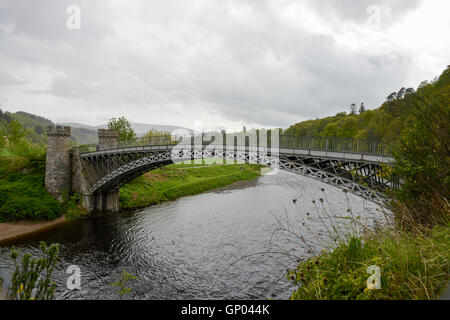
0, 171, 384, 300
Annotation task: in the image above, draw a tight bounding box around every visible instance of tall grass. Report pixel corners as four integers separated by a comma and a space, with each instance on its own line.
285, 190, 449, 300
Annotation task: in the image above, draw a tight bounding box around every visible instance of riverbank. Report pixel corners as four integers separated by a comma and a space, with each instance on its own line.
0, 216, 68, 244
119, 163, 261, 209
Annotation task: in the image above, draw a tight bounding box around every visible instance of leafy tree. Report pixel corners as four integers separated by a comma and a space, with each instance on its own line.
107, 117, 137, 144
139, 129, 172, 146
1, 120, 28, 155
391, 78, 449, 226
397, 87, 406, 99
359, 103, 366, 114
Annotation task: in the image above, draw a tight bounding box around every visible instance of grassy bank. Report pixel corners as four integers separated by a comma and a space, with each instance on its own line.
0, 157, 63, 222
119, 163, 261, 209
288, 223, 450, 300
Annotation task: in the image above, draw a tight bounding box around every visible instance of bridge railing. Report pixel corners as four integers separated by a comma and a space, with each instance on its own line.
79, 133, 390, 156
77, 144, 98, 154
279, 135, 390, 155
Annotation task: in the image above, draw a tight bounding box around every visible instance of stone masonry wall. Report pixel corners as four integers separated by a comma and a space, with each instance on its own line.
98, 129, 118, 150
45, 126, 72, 202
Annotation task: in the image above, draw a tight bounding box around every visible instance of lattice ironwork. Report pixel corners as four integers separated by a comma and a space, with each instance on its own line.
79, 145, 394, 203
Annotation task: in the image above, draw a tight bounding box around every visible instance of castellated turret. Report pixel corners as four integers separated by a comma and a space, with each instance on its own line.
45, 125, 71, 201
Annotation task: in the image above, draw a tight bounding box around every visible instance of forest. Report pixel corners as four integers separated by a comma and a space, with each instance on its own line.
283, 66, 450, 144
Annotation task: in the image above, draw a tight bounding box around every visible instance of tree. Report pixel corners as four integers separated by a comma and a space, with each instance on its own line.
405, 87, 415, 96
1, 120, 28, 155
391, 83, 449, 226
0, 132, 5, 149
386, 92, 397, 102
107, 117, 137, 144
359, 103, 366, 114
397, 87, 406, 99
350, 103, 357, 115
139, 129, 171, 146
34, 125, 43, 135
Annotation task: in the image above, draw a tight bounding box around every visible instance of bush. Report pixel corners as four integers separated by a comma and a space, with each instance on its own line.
0, 157, 63, 221
8, 241, 59, 300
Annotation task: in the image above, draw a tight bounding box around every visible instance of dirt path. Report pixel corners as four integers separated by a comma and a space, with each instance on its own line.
0, 216, 68, 244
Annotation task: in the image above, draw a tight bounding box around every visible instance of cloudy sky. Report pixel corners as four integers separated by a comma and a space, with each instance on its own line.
0, 0, 449, 131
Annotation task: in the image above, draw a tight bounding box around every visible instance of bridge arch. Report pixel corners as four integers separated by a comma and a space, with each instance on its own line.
79, 145, 392, 209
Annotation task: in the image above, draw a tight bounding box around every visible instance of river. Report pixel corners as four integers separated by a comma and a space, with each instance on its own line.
0, 170, 384, 299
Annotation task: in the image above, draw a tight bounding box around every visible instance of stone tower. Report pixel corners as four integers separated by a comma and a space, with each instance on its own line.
45, 126, 72, 202
98, 129, 118, 150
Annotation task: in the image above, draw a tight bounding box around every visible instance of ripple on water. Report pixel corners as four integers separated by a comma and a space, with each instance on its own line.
0, 171, 385, 299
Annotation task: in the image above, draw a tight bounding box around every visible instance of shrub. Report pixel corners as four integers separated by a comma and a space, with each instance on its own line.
8, 242, 60, 300
0, 157, 63, 221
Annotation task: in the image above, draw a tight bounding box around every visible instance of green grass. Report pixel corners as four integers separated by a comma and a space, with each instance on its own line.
288, 224, 450, 300
0, 148, 12, 157
119, 163, 261, 209
0, 156, 63, 222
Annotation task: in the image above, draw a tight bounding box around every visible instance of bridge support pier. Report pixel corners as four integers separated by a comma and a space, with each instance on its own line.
71, 129, 120, 213
82, 191, 119, 213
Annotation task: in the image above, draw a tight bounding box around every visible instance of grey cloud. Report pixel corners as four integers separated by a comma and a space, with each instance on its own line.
0, 0, 445, 129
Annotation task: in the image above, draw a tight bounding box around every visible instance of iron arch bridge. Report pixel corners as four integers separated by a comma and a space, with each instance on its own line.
78, 136, 396, 203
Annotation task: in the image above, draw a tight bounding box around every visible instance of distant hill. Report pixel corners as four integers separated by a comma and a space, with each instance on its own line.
64, 122, 192, 135
0, 110, 193, 146
0, 110, 98, 145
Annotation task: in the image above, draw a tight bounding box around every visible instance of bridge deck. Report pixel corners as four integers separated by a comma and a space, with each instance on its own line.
80, 144, 393, 164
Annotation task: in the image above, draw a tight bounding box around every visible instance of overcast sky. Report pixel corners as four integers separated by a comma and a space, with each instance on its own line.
0, 0, 449, 131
